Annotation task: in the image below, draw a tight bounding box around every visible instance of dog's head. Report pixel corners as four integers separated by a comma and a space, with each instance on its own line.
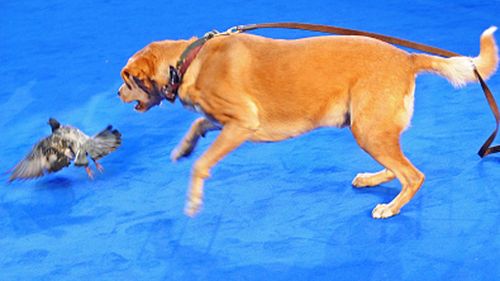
118, 44, 166, 112
118, 40, 191, 112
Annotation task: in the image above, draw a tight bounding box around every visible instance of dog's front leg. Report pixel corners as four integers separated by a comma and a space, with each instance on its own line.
185, 123, 254, 217
171, 117, 219, 161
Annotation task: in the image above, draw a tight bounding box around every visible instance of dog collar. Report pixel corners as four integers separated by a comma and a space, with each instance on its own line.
163, 31, 218, 103
163, 28, 240, 103
163, 65, 181, 103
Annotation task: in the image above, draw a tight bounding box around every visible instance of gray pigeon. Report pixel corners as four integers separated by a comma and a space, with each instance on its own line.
9, 118, 122, 181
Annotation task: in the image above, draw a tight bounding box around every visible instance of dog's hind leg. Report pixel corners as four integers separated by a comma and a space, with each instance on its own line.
184, 123, 254, 217
352, 169, 395, 188
352, 124, 424, 219
351, 76, 416, 191
171, 117, 219, 161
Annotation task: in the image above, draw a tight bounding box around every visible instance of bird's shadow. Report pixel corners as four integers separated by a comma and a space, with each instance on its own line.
35, 176, 74, 189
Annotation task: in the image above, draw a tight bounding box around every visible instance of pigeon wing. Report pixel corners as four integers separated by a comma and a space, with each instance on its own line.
9, 136, 72, 181
10, 140, 51, 181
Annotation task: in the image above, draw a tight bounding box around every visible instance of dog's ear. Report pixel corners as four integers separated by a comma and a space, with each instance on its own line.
121, 69, 133, 90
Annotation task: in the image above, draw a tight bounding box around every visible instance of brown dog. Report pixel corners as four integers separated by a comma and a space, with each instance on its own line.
118, 27, 498, 218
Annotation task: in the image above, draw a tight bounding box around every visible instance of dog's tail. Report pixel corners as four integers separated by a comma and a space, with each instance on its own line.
412, 26, 498, 88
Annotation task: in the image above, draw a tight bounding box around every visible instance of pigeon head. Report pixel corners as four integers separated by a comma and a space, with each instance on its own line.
48, 118, 61, 132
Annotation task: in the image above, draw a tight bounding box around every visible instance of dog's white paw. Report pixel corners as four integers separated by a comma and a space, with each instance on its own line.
170, 147, 182, 162
184, 196, 203, 217
371, 204, 400, 219
352, 173, 374, 188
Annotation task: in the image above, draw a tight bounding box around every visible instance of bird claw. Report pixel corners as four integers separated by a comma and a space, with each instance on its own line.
95, 162, 104, 173
85, 167, 94, 180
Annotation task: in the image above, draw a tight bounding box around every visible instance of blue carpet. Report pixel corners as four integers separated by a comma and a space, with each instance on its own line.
1, 1, 499, 280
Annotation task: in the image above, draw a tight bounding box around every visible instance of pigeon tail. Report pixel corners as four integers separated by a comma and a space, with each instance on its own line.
87, 125, 122, 160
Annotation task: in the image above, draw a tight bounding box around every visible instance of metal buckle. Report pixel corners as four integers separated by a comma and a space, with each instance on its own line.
161, 66, 181, 103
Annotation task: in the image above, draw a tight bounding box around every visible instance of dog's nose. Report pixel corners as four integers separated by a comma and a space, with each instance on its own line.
117, 90, 121, 96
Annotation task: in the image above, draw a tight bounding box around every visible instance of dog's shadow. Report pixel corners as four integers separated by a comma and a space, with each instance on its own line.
352, 183, 400, 202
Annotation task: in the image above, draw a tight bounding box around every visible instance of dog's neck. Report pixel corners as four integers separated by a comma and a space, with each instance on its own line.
157, 37, 199, 82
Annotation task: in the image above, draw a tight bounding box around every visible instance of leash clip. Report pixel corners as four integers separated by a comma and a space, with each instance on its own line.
203, 29, 220, 38
224, 26, 242, 34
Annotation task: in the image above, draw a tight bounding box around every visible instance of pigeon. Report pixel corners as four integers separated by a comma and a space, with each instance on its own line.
9, 118, 122, 181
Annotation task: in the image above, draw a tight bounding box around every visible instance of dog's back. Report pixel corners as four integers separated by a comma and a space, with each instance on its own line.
187, 33, 417, 140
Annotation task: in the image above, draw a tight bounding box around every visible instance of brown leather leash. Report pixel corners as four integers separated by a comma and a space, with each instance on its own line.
474, 68, 500, 157
168, 22, 500, 157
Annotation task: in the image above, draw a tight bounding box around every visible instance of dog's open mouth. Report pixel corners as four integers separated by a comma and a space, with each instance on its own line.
130, 97, 161, 112
134, 100, 148, 111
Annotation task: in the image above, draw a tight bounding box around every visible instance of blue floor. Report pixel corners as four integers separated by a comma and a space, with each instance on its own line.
1, 1, 499, 280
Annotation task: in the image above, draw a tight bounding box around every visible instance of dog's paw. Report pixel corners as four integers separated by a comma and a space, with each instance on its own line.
352, 172, 375, 188
170, 148, 182, 162
372, 204, 400, 219
170, 145, 193, 162
184, 197, 203, 217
